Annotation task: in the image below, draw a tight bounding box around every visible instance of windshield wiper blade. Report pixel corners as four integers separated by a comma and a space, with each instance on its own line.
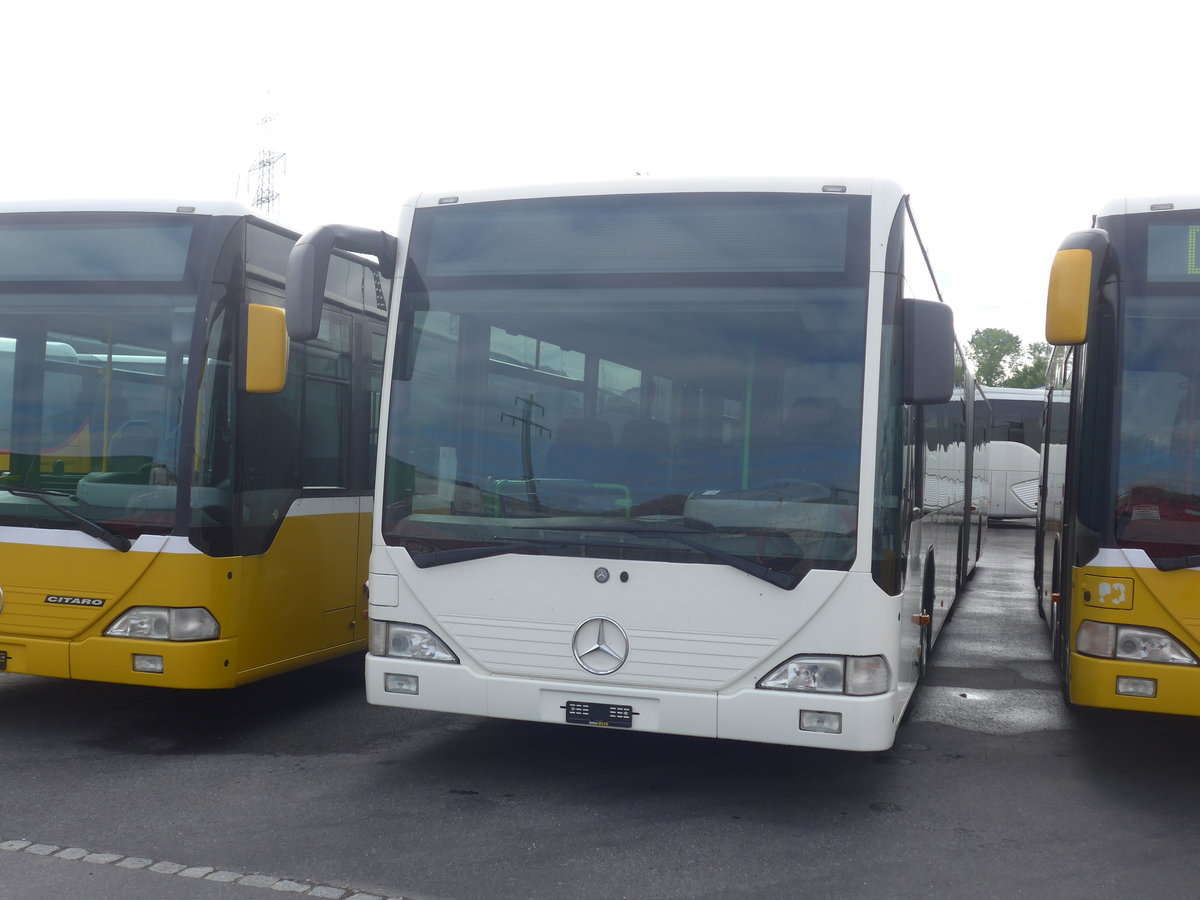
622, 528, 799, 588
407, 538, 572, 568
0, 486, 132, 552
1150, 554, 1200, 572
490, 528, 800, 589
405, 529, 799, 587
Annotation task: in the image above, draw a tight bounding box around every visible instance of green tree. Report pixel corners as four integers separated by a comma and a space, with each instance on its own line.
966, 329, 1050, 388
967, 328, 1022, 386
1005, 341, 1052, 388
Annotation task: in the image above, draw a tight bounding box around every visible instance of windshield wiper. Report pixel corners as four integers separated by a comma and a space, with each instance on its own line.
0, 486, 132, 552
1150, 554, 1200, 572
474, 526, 800, 589
407, 538, 572, 568
405, 528, 801, 588
621, 528, 800, 588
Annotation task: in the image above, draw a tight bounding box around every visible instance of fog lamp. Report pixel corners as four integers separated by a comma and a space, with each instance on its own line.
384, 673, 420, 694
133, 654, 164, 674
1116, 676, 1157, 698
800, 710, 842, 733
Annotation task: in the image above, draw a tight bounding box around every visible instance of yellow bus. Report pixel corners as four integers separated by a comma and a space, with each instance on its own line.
1039, 195, 1200, 713
0, 200, 390, 687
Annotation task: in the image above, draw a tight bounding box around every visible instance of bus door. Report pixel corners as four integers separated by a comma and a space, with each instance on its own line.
234, 305, 365, 674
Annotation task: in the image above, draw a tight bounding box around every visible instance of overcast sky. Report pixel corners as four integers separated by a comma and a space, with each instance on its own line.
4, 0, 1194, 349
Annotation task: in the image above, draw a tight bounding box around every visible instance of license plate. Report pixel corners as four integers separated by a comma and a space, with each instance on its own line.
564, 700, 633, 728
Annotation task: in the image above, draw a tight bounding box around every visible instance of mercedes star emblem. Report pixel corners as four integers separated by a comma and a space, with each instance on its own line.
572, 616, 629, 675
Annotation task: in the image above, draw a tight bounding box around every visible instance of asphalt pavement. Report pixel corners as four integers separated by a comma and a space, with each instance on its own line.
9, 521, 1200, 900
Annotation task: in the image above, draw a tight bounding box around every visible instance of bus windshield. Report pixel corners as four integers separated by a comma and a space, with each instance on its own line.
0, 215, 227, 539
382, 192, 870, 581
1114, 213, 1200, 560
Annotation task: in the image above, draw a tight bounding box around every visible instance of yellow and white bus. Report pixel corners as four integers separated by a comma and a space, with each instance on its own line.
0, 200, 389, 688
290, 178, 987, 750
1039, 195, 1200, 713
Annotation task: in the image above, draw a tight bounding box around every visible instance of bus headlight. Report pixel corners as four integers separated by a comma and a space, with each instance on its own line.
758, 655, 890, 696
1076, 621, 1197, 665
104, 607, 219, 641
369, 621, 457, 663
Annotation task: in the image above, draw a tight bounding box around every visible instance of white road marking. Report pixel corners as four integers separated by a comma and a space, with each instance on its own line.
0, 839, 403, 900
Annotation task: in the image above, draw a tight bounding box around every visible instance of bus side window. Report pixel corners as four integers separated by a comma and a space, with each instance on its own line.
300, 311, 352, 488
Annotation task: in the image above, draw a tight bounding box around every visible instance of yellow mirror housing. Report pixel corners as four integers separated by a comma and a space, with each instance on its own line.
243, 303, 289, 393
1045, 229, 1109, 346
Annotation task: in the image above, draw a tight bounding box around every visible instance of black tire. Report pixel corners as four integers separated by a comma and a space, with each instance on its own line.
1056, 594, 1074, 707
1059, 627, 1074, 707
1048, 550, 1061, 655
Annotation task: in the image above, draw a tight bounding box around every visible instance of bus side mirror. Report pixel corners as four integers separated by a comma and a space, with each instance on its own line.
285, 224, 399, 343
242, 303, 289, 394
1046, 228, 1109, 346
902, 298, 955, 405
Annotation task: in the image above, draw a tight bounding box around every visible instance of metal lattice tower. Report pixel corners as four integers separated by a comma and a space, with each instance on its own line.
249, 113, 286, 213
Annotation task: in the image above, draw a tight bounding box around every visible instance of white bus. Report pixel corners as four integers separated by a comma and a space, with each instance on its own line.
286, 177, 986, 751
983, 385, 1043, 520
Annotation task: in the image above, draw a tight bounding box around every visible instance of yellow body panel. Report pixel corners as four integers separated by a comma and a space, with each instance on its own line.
1069, 565, 1200, 714
0, 632, 70, 678
236, 509, 367, 678
0, 504, 369, 689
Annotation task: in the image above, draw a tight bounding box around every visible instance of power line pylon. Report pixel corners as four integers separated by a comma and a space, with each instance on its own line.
249, 113, 286, 213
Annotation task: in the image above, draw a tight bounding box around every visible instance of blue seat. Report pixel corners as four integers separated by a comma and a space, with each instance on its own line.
619, 417, 670, 501
543, 417, 615, 484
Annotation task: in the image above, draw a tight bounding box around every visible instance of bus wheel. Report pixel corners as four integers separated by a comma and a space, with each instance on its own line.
1052, 594, 1074, 706
1047, 550, 1061, 645
1049, 597, 1061, 660
1058, 621, 1074, 707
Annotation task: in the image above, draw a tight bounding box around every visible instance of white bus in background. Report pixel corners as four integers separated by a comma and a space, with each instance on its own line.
984, 386, 1044, 520
286, 177, 987, 752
